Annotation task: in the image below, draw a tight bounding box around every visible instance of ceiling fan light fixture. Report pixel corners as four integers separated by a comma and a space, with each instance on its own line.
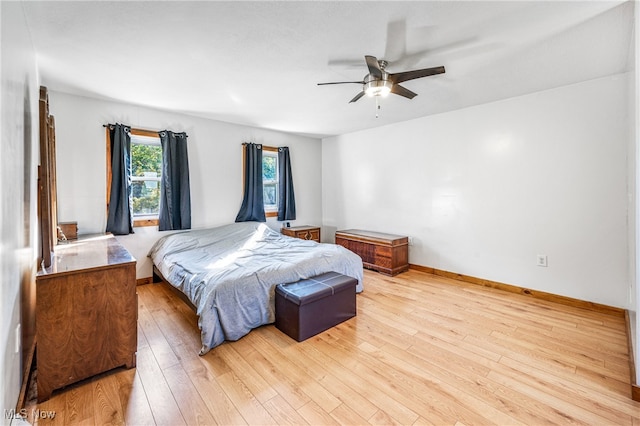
365, 79, 393, 97
317, 55, 444, 103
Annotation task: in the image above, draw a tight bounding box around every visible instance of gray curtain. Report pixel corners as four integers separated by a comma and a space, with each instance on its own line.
159, 131, 191, 231
106, 124, 134, 235
277, 147, 296, 221
235, 143, 265, 222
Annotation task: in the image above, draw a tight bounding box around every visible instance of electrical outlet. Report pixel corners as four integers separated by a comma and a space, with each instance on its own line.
536, 255, 548, 267
408, 236, 414, 246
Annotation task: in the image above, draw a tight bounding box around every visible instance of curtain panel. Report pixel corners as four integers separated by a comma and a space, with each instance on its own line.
277, 146, 296, 221
159, 131, 191, 231
235, 143, 266, 222
106, 124, 134, 235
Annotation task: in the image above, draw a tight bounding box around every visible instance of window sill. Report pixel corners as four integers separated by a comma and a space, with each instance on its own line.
265, 211, 277, 218
134, 218, 159, 228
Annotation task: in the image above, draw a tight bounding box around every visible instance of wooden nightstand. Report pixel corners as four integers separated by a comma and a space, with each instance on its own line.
281, 225, 321, 242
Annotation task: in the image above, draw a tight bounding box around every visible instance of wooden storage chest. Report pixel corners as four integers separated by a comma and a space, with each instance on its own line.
335, 229, 409, 276
36, 234, 137, 401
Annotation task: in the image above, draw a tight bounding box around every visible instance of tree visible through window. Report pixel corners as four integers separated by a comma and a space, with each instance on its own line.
263, 150, 278, 210
130, 135, 162, 217
262, 148, 279, 215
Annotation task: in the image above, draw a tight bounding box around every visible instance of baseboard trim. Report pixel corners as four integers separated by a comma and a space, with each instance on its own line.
136, 277, 153, 286
408, 264, 625, 317
624, 311, 640, 402
16, 338, 36, 411
409, 264, 636, 399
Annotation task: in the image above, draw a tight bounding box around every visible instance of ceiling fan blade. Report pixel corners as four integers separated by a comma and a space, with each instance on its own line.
349, 91, 365, 103
327, 58, 364, 69
389, 66, 445, 84
390, 84, 417, 99
317, 81, 364, 85
384, 20, 407, 63
365, 55, 383, 79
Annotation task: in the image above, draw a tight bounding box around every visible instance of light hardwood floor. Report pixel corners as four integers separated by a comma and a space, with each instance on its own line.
28, 269, 640, 425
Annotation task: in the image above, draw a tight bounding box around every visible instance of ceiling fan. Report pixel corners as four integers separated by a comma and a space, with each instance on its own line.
318, 55, 445, 103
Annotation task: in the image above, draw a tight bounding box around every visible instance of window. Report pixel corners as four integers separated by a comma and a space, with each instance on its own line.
260, 146, 280, 217
262, 147, 279, 216
106, 128, 163, 228
238, 143, 294, 222
130, 134, 162, 219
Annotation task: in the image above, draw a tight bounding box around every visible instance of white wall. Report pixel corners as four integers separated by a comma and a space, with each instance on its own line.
0, 1, 39, 420
634, 0, 639, 385
50, 92, 323, 279
323, 73, 632, 309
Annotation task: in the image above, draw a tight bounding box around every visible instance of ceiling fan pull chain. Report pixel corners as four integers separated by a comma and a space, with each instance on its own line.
375, 96, 381, 119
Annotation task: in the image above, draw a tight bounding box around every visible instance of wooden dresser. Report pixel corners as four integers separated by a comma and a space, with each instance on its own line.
335, 229, 409, 276
281, 225, 321, 242
36, 234, 137, 401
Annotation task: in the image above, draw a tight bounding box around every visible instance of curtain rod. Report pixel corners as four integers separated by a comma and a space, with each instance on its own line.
103, 124, 188, 138
103, 123, 159, 135
241, 143, 283, 152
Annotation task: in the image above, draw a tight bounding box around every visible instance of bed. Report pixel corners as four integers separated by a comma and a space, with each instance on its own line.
148, 221, 364, 354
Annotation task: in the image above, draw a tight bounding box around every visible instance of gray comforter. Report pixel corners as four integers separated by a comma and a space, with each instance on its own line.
148, 221, 363, 354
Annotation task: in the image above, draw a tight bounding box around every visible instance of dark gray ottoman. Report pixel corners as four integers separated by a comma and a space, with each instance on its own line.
275, 272, 357, 342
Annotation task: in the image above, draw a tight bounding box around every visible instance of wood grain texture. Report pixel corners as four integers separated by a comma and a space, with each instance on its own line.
281, 226, 321, 242
336, 230, 409, 276
136, 277, 153, 286
410, 263, 626, 317
28, 269, 640, 424
57, 222, 78, 241
36, 236, 137, 401
625, 310, 640, 402
38, 86, 55, 268
133, 218, 159, 228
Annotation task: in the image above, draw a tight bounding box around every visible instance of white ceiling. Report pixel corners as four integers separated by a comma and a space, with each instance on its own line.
22, 1, 634, 138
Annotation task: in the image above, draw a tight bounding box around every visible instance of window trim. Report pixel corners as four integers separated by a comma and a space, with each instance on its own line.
106, 126, 161, 228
